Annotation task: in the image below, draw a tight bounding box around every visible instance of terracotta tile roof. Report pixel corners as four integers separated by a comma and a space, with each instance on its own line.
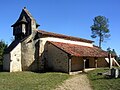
48, 41, 108, 57
37, 30, 93, 43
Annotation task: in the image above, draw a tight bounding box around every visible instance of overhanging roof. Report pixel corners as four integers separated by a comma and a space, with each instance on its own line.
48, 41, 108, 58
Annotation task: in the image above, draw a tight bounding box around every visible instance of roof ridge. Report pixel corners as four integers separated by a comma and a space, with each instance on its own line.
22, 7, 34, 20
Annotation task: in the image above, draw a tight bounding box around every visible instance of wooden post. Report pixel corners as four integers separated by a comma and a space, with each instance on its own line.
83, 59, 86, 72
95, 59, 97, 68
108, 53, 112, 69
68, 55, 71, 74
69, 58, 71, 74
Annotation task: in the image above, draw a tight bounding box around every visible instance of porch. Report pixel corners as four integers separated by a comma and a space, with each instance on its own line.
47, 41, 110, 74
68, 57, 109, 74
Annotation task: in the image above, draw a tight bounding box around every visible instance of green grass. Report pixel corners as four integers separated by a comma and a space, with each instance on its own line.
87, 68, 120, 90
0, 72, 70, 90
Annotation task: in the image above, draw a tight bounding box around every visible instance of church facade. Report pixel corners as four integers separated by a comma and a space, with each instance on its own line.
3, 8, 116, 74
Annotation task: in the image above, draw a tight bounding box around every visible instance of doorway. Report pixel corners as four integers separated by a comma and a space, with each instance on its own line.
85, 59, 89, 68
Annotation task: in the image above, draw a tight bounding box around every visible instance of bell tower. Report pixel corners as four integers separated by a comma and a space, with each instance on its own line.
11, 7, 40, 40
12, 16, 27, 40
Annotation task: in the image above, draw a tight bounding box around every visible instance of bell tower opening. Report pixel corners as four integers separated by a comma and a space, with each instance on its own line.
11, 16, 28, 40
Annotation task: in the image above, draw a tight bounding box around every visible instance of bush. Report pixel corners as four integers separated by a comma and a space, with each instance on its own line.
0, 40, 7, 66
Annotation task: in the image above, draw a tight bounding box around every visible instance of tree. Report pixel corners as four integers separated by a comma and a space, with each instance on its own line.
117, 55, 120, 61
90, 16, 110, 48
106, 48, 119, 61
107, 48, 117, 56
107, 47, 111, 53
112, 49, 117, 56
0, 40, 7, 65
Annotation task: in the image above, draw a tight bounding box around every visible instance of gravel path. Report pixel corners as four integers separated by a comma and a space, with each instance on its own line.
55, 74, 92, 90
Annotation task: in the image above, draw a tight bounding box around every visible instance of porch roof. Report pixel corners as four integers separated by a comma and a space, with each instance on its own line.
49, 41, 108, 58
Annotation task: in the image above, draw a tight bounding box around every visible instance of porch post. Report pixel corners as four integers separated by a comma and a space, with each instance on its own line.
108, 52, 112, 69
95, 59, 97, 68
68, 55, 71, 74
68, 58, 71, 74
83, 59, 86, 72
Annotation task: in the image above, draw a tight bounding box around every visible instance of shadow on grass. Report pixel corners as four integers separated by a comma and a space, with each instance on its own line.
91, 74, 118, 81
32, 69, 68, 75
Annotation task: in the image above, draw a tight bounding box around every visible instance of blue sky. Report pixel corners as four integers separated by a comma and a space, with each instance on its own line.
0, 0, 120, 55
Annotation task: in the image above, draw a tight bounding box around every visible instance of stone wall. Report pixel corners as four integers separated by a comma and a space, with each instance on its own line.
10, 43, 22, 72
46, 43, 69, 73
71, 57, 83, 71
89, 58, 95, 68
21, 34, 38, 71
97, 58, 108, 67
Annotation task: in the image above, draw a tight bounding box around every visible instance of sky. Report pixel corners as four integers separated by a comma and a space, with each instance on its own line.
0, 0, 120, 55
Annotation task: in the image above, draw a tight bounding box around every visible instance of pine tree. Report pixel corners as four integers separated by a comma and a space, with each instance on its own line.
91, 16, 110, 48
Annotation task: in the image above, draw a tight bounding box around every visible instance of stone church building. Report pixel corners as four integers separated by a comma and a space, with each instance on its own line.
3, 8, 118, 74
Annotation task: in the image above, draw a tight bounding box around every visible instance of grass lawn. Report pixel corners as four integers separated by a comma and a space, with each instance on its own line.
87, 68, 120, 90
0, 72, 70, 90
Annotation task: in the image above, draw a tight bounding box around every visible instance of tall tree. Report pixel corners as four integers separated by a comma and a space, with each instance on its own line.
90, 16, 110, 48
0, 40, 7, 65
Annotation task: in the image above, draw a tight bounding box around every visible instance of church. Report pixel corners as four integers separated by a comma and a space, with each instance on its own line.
3, 8, 118, 74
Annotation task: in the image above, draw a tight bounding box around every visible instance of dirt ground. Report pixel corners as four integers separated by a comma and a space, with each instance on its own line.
55, 74, 92, 90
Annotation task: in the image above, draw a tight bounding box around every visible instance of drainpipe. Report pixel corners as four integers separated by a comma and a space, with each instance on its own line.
68, 54, 71, 74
